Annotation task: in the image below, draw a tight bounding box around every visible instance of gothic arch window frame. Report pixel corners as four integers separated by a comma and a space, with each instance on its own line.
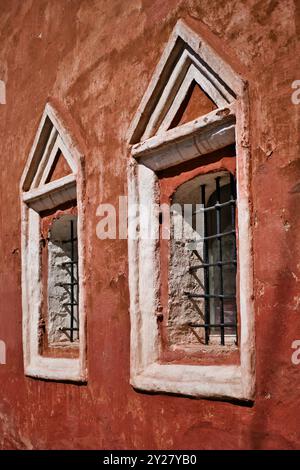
20, 103, 87, 382
127, 20, 255, 400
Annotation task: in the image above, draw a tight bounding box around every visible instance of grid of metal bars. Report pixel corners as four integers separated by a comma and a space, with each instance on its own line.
59, 220, 79, 342
185, 173, 237, 345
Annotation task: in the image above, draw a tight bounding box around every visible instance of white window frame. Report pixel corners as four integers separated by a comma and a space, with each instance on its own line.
127, 20, 255, 400
20, 103, 87, 382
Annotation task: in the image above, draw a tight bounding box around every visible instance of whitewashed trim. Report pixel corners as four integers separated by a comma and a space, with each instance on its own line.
21, 103, 82, 192
235, 90, 255, 399
39, 135, 61, 187
127, 20, 243, 145
20, 103, 87, 382
31, 127, 58, 189
39, 135, 76, 187
23, 174, 76, 212
127, 21, 255, 400
157, 63, 227, 134
132, 105, 236, 171
133, 364, 243, 399
141, 50, 232, 141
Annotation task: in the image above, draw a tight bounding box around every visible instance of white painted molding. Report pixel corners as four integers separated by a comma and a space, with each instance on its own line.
157, 63, 223, 135
127, 19, 243, 145
132, 105, 236, 171
21, 102, 81, 192
39, 135, 76, 187
132, 363, 243, 399
31, 127, 58, 189
23, 174, 76, 212
20, 103, 87, 382
127, 20, 255, 400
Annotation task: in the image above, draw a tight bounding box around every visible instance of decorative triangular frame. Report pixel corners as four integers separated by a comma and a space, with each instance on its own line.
20, 103, 87, 382
21, 103, 81, 212
128, 20, 244, 146
32, 134, 74, 188
22, 103, 78, 189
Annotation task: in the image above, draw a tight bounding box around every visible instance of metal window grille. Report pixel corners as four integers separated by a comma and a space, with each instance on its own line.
185, 173, 237, 346
59, 220, 79, 342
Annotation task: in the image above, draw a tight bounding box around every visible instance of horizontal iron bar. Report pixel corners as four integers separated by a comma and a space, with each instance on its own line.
62, 238, 78, 244
60, 261, 78, 266
185, 292, 235, 299
189, 323, 237, 328
189, 260, 237, 271
199, 230, 236, 241
56, 282, 78, 287
193, 199, 235, 214
59, 327, 79, 331
63, 302, 78, 306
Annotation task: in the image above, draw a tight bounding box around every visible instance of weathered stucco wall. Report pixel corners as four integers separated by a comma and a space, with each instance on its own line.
0, 0, 299, 449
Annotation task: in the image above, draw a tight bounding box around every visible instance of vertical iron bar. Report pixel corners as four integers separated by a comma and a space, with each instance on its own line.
70, 220, 74, 342
230, 173, 238, 342
201, 184, 210, 345
76, 232, 79, 339
230, 173, 236, 230
216, 177, 225, 345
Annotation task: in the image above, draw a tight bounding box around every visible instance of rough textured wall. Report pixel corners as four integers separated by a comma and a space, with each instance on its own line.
0, 0, 299, 450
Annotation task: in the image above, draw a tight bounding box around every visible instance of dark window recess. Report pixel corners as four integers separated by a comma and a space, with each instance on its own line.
185, 173, 238, 345
59, 220, 79, 342
47, 215, 80, 345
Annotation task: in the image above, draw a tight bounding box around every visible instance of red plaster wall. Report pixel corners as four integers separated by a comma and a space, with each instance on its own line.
0, 0, 299, 450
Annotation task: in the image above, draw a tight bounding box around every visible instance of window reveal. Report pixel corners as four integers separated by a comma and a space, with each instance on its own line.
40, 210, 79, 353
167, 170, 238, 350
186, 173, 237, 345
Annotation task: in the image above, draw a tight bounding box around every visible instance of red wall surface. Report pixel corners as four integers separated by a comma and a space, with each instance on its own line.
0, 0, 299, 449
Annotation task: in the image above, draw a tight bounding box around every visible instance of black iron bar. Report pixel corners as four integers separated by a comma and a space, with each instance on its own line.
60, 261, 78, 266
185, 292, 236, 299
70, 220, 75, 342
216, 177, 225, 345
57, 282, 78, 287
193, 199, 235, 214
189, 323, 237, 328
62, 238, 78, 244
189, 260, 237, 272
59, 327, 79, 332
230, 173, 238, 342
201, 184, 210, 345
230, 174, 237, 255
198, 230, 235, 242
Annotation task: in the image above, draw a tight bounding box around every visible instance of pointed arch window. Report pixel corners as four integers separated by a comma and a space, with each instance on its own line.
21, 103, 86, 381
127, 21, 255, 400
